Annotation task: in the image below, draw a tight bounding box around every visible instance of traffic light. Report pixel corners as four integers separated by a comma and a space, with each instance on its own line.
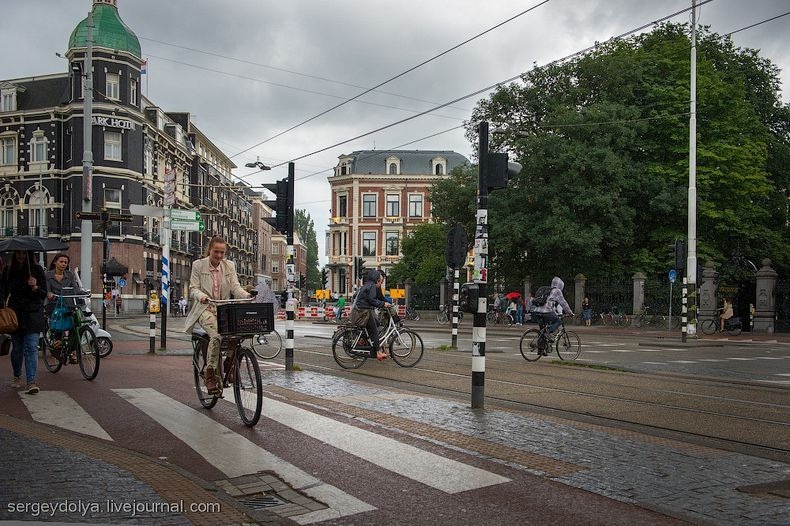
262, 178, 290, 235
459, 282, 480, 313
321, 268, 328, 288
356, 257, 366, 280
675, 240, 686, 272
299, 274, 306, 288
484, 152, 522, 192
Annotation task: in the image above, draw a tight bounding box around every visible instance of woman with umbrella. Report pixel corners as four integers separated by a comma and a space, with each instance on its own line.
2, 251, 47, 394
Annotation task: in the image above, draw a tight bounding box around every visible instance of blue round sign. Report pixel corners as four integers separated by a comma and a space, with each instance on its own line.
118, 278, 127, 288
668, 269, 677, 283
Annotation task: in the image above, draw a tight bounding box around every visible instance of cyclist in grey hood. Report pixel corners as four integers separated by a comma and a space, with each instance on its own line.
533, 277, 574, 341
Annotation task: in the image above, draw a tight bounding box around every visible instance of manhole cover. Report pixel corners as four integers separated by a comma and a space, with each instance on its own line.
239, 494, 286, 509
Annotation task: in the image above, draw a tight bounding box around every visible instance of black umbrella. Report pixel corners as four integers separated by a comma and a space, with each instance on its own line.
0, 236, 67, 253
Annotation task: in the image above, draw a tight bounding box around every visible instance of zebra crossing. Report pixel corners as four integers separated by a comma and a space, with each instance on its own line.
17, 386, 510, 524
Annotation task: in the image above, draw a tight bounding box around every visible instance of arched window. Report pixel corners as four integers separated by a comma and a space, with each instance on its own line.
0, 188, 19, 236
388, 163, 397, 175
435, 164, 444, 175
25, 185, 50, 237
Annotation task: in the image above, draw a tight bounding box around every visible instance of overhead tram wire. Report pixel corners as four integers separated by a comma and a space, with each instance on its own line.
266, 0, 751, 170
144, 54, 466, 122
227, 0, 555, 160
139, 36, 473, 114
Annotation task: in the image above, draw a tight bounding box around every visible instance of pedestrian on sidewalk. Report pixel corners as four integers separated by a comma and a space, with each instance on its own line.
335, 295, 345, 322
2, 251, 47, 394
582, 296, 592, 327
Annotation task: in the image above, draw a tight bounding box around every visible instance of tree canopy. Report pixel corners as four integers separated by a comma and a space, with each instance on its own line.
294, 209, 320, 289
428, 23, 788, 287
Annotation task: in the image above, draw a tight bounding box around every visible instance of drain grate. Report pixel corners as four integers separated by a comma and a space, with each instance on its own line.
239, 494, 287, 509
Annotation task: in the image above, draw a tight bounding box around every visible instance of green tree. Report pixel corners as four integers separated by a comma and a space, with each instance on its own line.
388, 223, 448, 286
451, 22, 788, 285
294, 209, 320, 290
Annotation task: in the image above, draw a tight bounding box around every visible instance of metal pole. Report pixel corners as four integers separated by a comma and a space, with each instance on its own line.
686, 0, 698, 338
451, 268, 459, 348
681, 277, 688, 342
160, 212, 170, 349
285, 162, 295, 371
472, 121, 489, 409
668, 280, 673, 331
149, 313, 156, 354
80, 10, 94, 295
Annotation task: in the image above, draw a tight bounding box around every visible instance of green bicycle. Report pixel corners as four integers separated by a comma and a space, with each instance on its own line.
40, 292, 100, 380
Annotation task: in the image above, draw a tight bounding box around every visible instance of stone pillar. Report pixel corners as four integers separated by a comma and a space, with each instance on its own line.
698, 261, 718, 324
574, 274, 586, 314
632, 272, 646, 316
753, 259, 778, 334
440, 276, 448, 308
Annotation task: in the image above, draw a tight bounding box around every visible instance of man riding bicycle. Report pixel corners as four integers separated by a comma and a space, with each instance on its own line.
532, 277, 574, 342
183, 236, 253, 395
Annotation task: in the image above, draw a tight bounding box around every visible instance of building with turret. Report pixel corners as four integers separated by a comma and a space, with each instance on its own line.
0, 0, 283, 310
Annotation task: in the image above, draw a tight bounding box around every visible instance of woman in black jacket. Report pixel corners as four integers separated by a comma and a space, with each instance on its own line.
350, 269, 392, 361
3, 251, 47, 394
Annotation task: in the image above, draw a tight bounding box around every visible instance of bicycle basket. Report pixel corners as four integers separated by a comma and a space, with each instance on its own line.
217, 303, 274, 335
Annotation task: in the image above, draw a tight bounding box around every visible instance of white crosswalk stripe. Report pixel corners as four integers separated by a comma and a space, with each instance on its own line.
19, 391, 112, 441
114, 388, 374, 524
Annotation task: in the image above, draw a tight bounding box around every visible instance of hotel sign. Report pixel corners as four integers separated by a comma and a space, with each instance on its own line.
92, 115, 135, 130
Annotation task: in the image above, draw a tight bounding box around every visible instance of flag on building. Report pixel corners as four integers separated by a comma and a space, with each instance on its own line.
140, 59, 148, 74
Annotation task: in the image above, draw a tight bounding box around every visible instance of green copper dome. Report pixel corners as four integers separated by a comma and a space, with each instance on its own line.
68, 1, 141, 58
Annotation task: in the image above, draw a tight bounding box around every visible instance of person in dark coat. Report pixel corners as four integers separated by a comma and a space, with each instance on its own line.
351, 269, 392, 361
3, 251, 47, 394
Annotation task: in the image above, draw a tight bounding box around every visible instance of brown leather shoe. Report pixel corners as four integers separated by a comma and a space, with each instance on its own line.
203, 367, 221, 395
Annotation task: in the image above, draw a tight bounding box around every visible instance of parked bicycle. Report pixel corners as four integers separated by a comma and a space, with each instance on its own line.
700, 314, 742, 336
332, 308, 424, 369
40, 292, 100, 380
191, 298, 264, 427
486, 305, 514, 326
519, 315, 581, 362
633, 305, 681, 330
437, 304, 463, 325
405, 304, 420, 321
599, 306, 629, 327
251, 329, 283, 360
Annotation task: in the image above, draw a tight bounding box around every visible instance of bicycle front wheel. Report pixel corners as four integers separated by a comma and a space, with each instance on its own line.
556, 330, 582, 361
437, 310, 448, 324
332, 328, 367, 369
700, 319, 717, 335
252, 330, 282, 360
77, 327, 100, 380
234, 348, 263, 427
40, 329, 63, 373
519, 329, 543, 362
193, 340, 218, 409
389, 329, 424, 367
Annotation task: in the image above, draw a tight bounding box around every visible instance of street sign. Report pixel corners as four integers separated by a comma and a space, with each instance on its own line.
118, 278, 127, 287
129, 204, 165, 217
170, 209, 200, 221
668, 268, 677, 283
170, 219, 201, 232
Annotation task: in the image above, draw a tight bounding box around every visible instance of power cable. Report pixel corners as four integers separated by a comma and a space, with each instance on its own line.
227, 0, 555, 160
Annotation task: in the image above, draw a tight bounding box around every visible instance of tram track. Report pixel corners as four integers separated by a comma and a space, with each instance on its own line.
293, 346, 790, 461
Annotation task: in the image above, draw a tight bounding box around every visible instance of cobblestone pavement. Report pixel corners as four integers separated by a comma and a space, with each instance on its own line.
0, 415, 292, 525
264, 370, 790, 526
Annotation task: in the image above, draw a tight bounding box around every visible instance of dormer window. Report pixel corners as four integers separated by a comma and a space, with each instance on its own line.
432, 156, 447, 175
386, 156, 401, 175
1, 88, 17, 112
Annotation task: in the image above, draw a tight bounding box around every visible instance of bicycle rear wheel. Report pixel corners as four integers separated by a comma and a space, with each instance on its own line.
519, 329, 543, 362
234, 348, 263, 427
332, 328, 367, 369
252, 330, 282, 360
437, 310, 448, 324
700, 319, 717, 335
556, 330, 582, 361
40, 329, 63, 373
77, 327, 100, 380
389, 329, 424, 367
193, 340, 218, 409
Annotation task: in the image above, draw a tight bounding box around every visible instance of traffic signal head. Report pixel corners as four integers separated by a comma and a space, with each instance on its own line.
675, 240, 686, 271
321, 268, 328, 288
485, 152, 522, 192
356, 257, 366, 280
459, 282, 480, 313
263, 178, 290, 234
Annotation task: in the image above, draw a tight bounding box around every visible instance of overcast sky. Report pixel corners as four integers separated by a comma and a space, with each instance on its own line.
2, 0, 788, 266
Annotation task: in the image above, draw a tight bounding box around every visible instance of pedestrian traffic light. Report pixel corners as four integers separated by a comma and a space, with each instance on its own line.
262, 178, 290, 235
484, 152, 522, 192
321, 268, 328, 288
459, 282, 480, 313
675, 240, 686, 272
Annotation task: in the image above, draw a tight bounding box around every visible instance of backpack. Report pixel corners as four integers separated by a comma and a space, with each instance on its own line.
531, 286, 552, 307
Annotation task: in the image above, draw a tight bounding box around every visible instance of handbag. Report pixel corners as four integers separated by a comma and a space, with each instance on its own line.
349, 308, 370, 328
50, 296, 74, 332
0, 304, 17, 333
